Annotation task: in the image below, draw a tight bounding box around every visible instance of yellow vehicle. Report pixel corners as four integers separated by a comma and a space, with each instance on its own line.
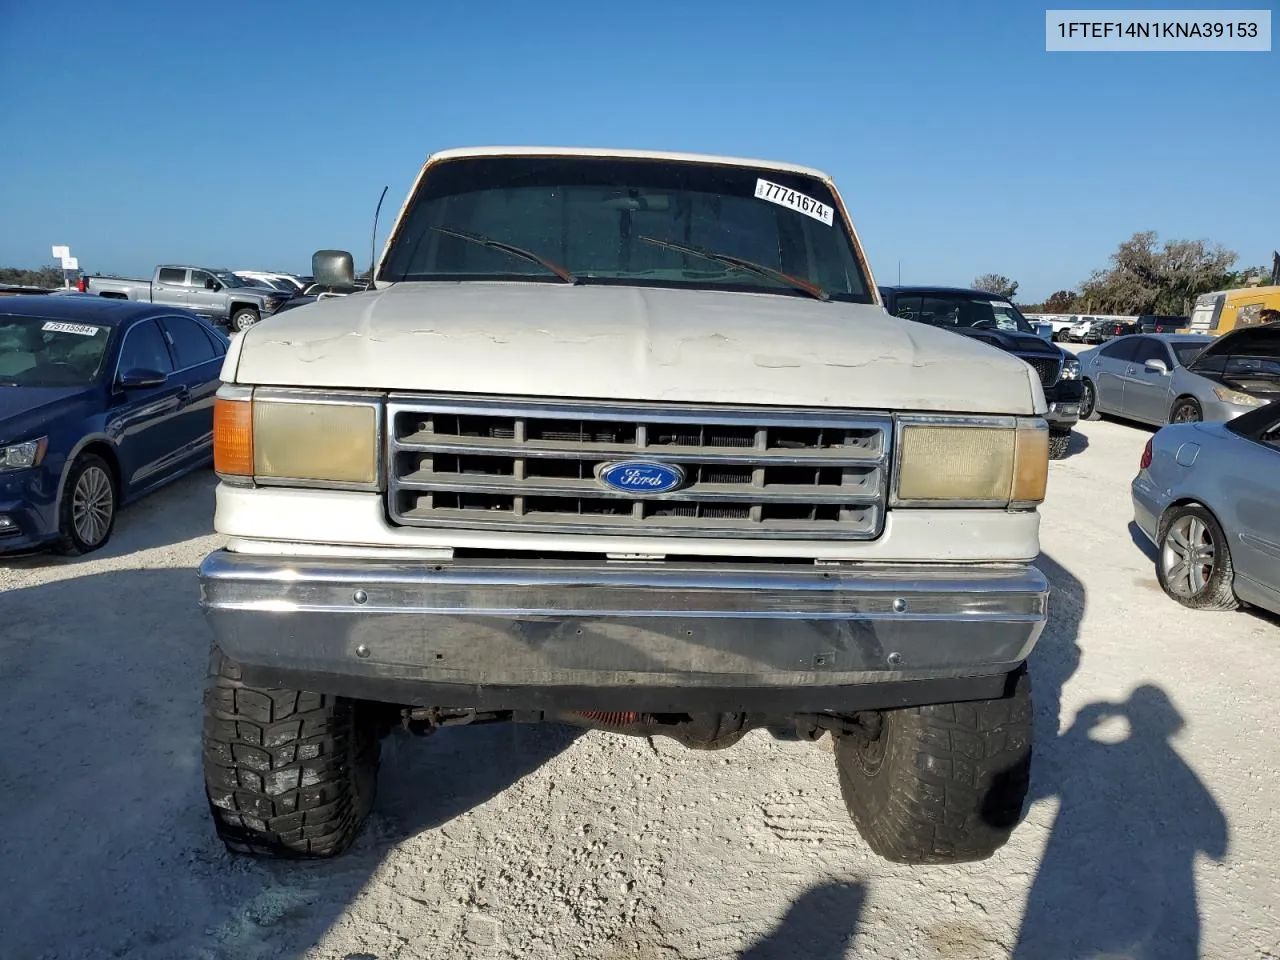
1190, 285, 1280, 335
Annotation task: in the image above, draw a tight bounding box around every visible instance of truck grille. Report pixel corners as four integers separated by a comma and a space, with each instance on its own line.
386, 395, 891, 540
1019, 355, 1062, 388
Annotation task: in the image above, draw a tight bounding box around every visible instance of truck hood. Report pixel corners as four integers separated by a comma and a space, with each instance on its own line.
233, 283, 1043, 414
1188, 322, 1280, 367
948, 326, 1062, 357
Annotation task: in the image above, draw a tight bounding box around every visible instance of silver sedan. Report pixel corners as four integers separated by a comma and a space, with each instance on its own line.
1078, 324, 1280, 425
1132, 400, 1280, 614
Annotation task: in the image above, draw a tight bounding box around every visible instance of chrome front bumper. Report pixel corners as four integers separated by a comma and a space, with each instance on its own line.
199, 551, 1049, 711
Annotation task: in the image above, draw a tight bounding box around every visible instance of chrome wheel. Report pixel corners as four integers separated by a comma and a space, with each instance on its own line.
1161, 515, 1215, 599
1080, 381, 1096, 419
1172, 401, 1201, 423
72, 465, 114, 547
233, 311, 260, 331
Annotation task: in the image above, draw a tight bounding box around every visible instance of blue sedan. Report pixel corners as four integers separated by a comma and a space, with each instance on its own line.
0, 296, 227, 555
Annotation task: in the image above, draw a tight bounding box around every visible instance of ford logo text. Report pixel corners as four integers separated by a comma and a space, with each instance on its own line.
596, 460, 686, 495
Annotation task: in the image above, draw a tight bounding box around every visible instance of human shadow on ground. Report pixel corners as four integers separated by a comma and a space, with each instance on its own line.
737, 881, 865, 960
1015, 554, 1229, 958
0, 565, 580, 960
1013, 686, 1228, 959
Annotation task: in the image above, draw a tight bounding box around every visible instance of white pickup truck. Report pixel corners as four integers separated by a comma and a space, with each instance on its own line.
199, 147, 1050, 864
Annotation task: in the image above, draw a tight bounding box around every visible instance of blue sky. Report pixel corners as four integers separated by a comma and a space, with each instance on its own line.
1, 0, 1275, 300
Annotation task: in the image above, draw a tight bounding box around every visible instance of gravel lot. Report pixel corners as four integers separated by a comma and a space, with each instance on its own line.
2, 414, 1278, 960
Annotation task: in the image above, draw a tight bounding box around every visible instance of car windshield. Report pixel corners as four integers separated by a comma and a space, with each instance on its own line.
895, 294, 1036, 333
378, 155, 874, 303
215, 272, 249, 288
0, 314, 112, 387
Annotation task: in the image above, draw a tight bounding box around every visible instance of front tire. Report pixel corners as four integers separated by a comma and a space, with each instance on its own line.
202, 648, 380, 858
230, 307, 260, 333
1079, 379, 1100, 421
1156, 504, 1238, 611
1048, 430, 1071, 460
55, 453, 117, 555
833, 668, 1032, 864
1170, 397, 1202, 424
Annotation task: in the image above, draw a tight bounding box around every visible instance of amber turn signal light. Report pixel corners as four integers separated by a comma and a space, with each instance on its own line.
213, 397, 253, 476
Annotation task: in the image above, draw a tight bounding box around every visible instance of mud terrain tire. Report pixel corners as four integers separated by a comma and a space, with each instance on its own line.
834, 667, 1032, 864
202, 648, 380, 858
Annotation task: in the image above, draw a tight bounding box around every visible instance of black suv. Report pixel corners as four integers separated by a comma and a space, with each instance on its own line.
1135, 315, 1190, 334
879, 286, 1083, 459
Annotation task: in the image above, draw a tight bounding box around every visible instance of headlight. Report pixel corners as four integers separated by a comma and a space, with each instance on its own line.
1212, 386, 1265, 408
214, 388, 380, 487
895, 418, 1048, 505
1060, 355, 1081, 380
0, 437, 48, 470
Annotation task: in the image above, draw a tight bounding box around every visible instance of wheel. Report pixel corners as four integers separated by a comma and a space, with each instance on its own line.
1079, 379, 1100, 420
1048, 430, 1071, 460
1170, 397, 1202, 424
1155, 504, 1238, 611
202, 647, 380, 858
832, 668, 1032, 864
55, 453, 117, 555
230, 307, 260, 333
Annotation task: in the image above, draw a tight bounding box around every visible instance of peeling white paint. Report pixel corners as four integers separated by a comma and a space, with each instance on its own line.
235, 282, 1040, 414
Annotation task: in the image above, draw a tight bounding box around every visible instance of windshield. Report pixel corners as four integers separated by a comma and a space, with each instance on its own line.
215, 272, 249, 288
378, 156, 873, 303
892, 294, 1035, 333
0, 315, 112, 387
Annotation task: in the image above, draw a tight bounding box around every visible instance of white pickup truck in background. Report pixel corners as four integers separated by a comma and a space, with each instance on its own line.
81, 265, 288, 331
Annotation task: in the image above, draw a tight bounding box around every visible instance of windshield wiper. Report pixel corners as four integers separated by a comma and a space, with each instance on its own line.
430, 227, 577, 284
637, 236, 829, 302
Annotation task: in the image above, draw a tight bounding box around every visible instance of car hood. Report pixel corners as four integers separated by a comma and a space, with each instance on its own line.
0, 385, 96, 445
1188, 322, 1280, 367
948, 327, 1062, 357
232, 282, 1044, 414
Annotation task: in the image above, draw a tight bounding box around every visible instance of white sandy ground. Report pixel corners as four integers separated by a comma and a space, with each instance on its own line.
1, 415, 1278, 960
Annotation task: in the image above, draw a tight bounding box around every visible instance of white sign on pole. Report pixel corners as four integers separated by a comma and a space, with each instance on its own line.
61, 256, 79, 271
52, 245, 70, 260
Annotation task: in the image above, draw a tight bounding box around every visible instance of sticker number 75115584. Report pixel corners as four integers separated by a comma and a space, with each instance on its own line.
754, 178, 834, 226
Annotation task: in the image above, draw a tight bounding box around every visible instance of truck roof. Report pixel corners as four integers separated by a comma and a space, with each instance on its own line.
424, 146, 833, 181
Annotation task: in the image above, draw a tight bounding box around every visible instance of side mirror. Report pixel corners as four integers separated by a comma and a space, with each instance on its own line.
205, 278, 219, 290
117, 368, 167, 389
1144, 358, 1169, 375
313, 250, 356, 288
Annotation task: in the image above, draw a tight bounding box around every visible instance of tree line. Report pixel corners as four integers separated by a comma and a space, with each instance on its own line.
977, 233, 1277, 315
0, 264, 68, 288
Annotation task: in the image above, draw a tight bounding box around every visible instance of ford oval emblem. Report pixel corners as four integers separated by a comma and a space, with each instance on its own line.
596, 460, 686, 495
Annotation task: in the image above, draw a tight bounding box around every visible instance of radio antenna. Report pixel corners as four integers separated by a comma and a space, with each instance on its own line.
369, 185, 389, 286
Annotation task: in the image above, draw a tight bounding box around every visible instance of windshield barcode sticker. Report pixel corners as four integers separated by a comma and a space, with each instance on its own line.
754, 179, 834, 226
42, 321, 100, 337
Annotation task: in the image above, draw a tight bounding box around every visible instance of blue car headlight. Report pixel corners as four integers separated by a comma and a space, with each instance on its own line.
0, 437, 48, 470
1060, 356, 1081, 380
